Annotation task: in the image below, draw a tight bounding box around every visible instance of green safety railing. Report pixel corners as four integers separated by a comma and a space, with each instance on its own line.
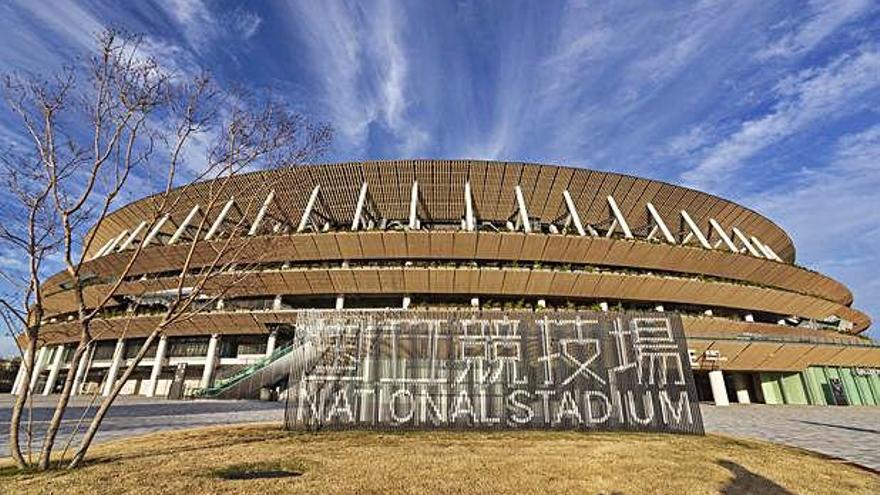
192, 342, 299, 398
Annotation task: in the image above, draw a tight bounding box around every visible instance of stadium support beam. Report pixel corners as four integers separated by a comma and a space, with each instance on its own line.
145, 335, 167, 397
91, 237, 116, 259
709, 218, 738, 253
409, 181, 419, 230
731, 227, 762, 257
351, 182, 368, 231
733, 374, 751, 404
562, 190, 586, 236
142, 214, 170, 247
759, 238, 783, 262
679, 210, 712, 249
102, 230, 128, 255
515, 185, 532, 234
464, 181, 475, 232
70, 344, 91, 396
709, 370, 729, 406
297, 185, 321, 233
248, 190, 275, 236
266, 331, 277, 357
27, 347, 48, 393
10, 346, 28, 395
200, 334, 219, 389
92, 232, 123, 259
42, 344, 65, 395
606, 195, 633, 239
645, 202, 676, 244
750, 235, 782, 261
169, 205, 200, 245
118, 221, 147, 251
103, 338, 125, 396
205, 198, 235, 240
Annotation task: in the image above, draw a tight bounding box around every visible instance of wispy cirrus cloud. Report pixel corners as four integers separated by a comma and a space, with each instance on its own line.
681, 47, 880, 189
284, 0, 425, 156
161, 0, 262, 49
757, 0, 874, 60
743, 124, 880, 318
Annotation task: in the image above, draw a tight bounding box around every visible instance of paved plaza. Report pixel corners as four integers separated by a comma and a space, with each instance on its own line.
1, 396, 877, 471
702, 403, 879, 471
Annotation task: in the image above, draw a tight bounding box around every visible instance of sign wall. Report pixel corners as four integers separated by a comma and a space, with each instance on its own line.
284, 310, 704, 434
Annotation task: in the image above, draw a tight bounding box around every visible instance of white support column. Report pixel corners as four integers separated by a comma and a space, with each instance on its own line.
408, 181, 419, 230
101, 230, 128, 256
265, 331, 277, 358
28, 346, 48, 393
606, 196, 633, 238
335, 295, 345, 310
200, 334, 219, 389
42, 345, 65, 395
248, 190, 275, 236
709, 219, 738, 253
205, 198, 235, 240
272, 294, 283, 311
732, 373, 751, 404
142, 214, 170, 247
118, 221, 147, 251
297, 185, 321, 233
464, 182, 475, 232
91, 237, 118, 260
744, 313, 755, 322
402, 296, 412, 309
70, 344, 91, 396
764, 243, 783, 262
470, 297, 480, 308
144, 336, 167, 397
731, 227, 762, 257
709, 369, 729, 406
11, 362, 25, 395
599, 301, 609, 312
646, 203, 676, 244
654, 305, 665, 312
680, 210, 712, 249
11, 347, 30, 395
563, 190, 586, 236
514, 185, 531, 234
537, 299, 547, 309
752, 236, 782, 261
169, 206, 200, 245
351, 182, 368, 231
749, 236, 774, 260
102, 338, 126, 396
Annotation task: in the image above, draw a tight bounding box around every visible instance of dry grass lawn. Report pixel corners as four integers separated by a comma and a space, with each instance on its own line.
1, 424, 877, 494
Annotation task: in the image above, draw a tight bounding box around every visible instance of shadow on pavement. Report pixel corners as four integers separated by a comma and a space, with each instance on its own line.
798, 420, 879, 435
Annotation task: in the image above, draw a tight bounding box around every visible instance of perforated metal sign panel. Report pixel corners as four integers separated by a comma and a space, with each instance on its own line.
284, 310, 704, 435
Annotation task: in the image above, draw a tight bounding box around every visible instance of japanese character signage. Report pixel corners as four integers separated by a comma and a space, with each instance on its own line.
284, 310, 703, 435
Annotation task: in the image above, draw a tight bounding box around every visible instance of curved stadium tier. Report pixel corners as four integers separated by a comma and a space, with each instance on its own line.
12, 160, 880, 407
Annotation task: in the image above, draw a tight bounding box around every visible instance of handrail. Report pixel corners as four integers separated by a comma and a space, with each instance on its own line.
192, 342, 299, 397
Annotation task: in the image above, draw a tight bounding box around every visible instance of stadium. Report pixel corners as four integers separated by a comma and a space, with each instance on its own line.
11, 159, 880, 410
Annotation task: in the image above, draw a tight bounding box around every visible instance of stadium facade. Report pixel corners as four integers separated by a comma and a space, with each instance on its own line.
10, 160, 880, 407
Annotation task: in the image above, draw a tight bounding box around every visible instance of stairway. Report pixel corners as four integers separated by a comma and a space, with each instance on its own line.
193, 341, 321, 400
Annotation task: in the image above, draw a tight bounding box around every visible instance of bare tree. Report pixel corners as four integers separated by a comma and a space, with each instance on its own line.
0, 29, 331, 470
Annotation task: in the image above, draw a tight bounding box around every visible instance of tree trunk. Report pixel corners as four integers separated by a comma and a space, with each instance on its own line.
67, 330, 159, 469
9, 341, 37, 469
37, 342, 87, 470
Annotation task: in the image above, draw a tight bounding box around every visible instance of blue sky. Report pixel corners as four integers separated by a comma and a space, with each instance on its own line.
0, 0, 878, 356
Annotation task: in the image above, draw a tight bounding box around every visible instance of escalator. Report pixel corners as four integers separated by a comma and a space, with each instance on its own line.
193, 340, 321, 400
